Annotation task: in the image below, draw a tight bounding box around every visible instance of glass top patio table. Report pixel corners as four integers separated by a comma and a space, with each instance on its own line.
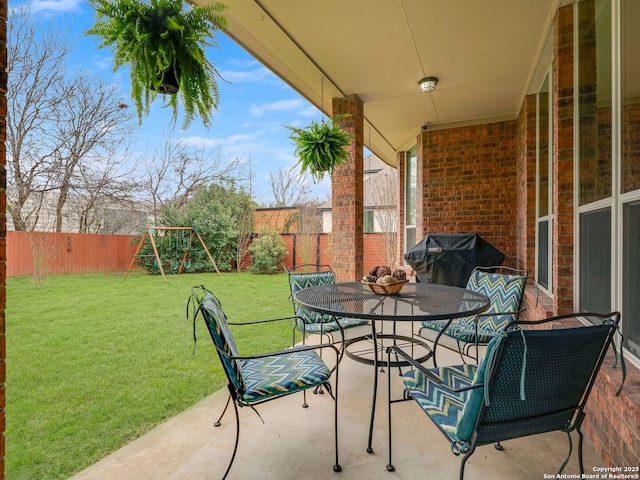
294, 281, 490, 454
293, 281, 490, 322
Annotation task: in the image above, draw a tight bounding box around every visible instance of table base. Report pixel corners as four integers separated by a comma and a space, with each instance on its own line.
344, 334, 432, 368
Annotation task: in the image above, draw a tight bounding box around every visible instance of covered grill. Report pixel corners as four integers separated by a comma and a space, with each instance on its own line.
404, 233, 505, 287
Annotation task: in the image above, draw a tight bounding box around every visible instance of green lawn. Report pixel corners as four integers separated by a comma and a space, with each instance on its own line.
5, 271, 294, 480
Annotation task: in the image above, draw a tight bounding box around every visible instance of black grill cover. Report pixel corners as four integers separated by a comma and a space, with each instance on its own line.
404, 233, 505, 287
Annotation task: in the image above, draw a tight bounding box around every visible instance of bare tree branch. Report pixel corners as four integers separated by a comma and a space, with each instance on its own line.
6, 7, 139, 233
268, 167, 313, 207
142, 133, 245, 223
6, 7, 73, 230
370, 170, 399, 268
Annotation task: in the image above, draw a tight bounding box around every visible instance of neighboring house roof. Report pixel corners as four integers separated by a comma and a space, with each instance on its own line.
5, 188, 150, 234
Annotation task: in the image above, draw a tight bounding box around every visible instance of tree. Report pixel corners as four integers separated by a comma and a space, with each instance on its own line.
143, 133, 245, 224
248, 225, 288, 274
48, 73, 135, 232
69, 155, 145, 234
370, 170, 399, 268
290, 202, 322, 266
156, 183, 256, 272
268, 167, 313, 207
6, 7, 139, 233
6, 7, 72, 231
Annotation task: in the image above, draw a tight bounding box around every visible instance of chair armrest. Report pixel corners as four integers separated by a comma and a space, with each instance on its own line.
217, 340, 340, 361
473, 306, 527, 324
228, 315, 304, 326
386, 345, 482, 394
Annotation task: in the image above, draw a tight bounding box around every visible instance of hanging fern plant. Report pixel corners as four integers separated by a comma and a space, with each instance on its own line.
286, 115, 352, 183
87, 0, 228, 128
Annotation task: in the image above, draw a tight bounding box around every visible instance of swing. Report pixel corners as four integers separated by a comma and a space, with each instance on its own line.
125, 227, 220, 282
181, 230, 193, 271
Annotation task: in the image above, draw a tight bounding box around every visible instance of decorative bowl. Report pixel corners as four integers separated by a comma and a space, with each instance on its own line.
362, 279, 409, 295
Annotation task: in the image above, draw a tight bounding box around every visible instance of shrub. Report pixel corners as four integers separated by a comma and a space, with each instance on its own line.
248, 225, 288, 274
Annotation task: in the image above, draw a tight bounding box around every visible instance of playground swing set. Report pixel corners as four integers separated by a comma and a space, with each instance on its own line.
125, 227, 220, 281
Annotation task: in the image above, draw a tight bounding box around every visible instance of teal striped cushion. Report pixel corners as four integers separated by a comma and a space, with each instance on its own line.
402, 364, 477, 440
240, 349, 331, 403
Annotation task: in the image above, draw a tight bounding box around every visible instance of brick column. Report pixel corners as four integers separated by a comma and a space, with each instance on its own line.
331, 95, 363, 281
553, 4, 575, 314
0, 0, 7, 477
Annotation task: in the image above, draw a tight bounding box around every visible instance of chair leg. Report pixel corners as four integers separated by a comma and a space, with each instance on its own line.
214, 394, 231, 427
577, 429, 585, 475
459, 444, 477, 480
332, 372, 342, 472
494, 441, 504, 450
222, 397, 241, 480
386, 349, 395, 472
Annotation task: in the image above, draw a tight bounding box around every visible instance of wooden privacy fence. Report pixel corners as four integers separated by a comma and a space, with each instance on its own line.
281, 232, 391, 274
6, 231, 138, 277
6, 231, 394, 278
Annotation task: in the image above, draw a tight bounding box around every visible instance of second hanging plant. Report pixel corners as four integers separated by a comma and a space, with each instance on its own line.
286, 115, 352, 183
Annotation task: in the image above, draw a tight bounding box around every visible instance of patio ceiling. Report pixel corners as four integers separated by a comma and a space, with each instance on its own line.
200, 0, 570, 166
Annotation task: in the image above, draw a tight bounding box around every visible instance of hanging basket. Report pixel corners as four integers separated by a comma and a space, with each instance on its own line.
153, 66, 180, 95
285, 115, 352, 182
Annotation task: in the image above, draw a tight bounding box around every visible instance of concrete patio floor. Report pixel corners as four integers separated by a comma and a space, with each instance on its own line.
70, 330, 602, 480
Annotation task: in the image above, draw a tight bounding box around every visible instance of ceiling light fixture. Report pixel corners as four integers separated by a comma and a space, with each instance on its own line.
419, 76, 438, 93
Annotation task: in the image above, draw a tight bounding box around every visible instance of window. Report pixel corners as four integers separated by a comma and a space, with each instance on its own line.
577, 0, 613, 316
537, 71, 553, 292
364, 210, 374, 233
579, 208, 611, 313
623, 201, 640, 357
578, 0, 612, 206
404, 146, 417, 253
620, 0, 640, 357
575, 0, 640, 361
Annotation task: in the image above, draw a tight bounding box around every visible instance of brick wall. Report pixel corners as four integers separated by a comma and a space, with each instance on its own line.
553, 4, 575, 315
516, 95, 537, 275
585, 354, 640, 468
417, 121, 518, 266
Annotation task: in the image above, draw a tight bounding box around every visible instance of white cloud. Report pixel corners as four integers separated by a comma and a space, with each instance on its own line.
249, 99, 308, 117
178, 136, 223, 149
219, 66, 275, 84
31, 0, 83, 13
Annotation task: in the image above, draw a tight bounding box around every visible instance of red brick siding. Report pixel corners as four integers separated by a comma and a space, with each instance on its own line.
517, 95, 537, 275
584, 354, 640, 469
553, 4, 575, 314
417, 121, 518, 266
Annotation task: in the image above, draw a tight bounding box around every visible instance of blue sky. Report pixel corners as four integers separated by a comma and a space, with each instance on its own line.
21, 0, 331, 205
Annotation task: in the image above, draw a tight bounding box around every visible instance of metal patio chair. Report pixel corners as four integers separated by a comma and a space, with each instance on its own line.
187, 285, 341, 479
418, 266, 528, 364
387, 312, 624, 479
286, 264, 369, 348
